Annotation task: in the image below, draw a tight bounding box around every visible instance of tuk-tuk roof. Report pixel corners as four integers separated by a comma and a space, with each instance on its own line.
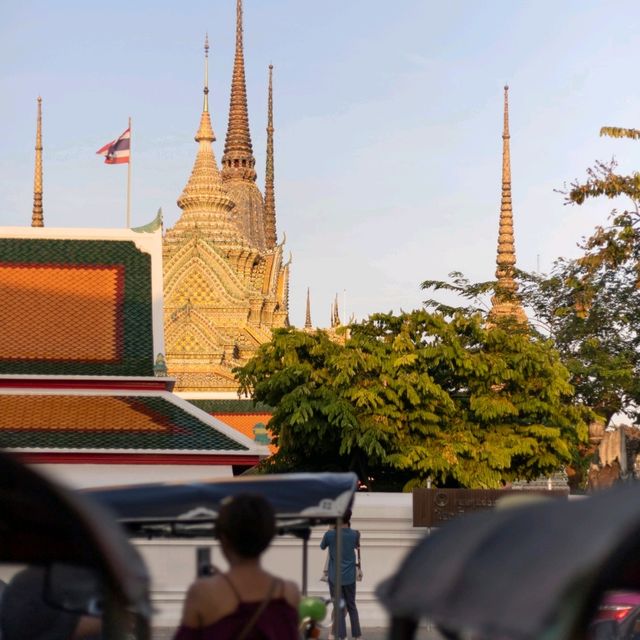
87, 472, 358, 537
378, 483, 640, 640
0, 452, 150, 614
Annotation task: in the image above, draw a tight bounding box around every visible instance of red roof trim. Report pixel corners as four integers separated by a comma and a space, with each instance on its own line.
15, 452, 262, 465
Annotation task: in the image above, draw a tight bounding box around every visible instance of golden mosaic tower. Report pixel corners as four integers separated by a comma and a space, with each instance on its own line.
163, 30, 290, 393
488, 86, 527, 324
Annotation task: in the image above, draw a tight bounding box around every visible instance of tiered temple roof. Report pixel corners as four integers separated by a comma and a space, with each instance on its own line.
0, 227, 268, 470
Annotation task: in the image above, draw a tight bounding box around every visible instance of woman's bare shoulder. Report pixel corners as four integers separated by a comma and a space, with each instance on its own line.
280, 577, 301, 608
181, 574, 237, 627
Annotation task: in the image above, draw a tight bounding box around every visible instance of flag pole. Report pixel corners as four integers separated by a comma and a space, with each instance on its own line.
126, 116, 132, 228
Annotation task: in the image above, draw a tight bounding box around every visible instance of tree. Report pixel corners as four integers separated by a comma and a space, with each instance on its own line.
236, 310, 587, 489
539, 157, 640, 425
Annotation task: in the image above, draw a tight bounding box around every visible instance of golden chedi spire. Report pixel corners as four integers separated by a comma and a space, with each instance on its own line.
222, 0, 256, 182
32, 97, 44, 227
170, 36, 249, 248
264, 64, 277, 248
331, 293, 341, 328
304, 287, 312, 330
489, 85, 527, 324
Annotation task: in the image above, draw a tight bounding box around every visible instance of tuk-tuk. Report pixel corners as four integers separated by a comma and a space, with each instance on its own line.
87, 472, 359, 636
0, 452, 151, 640
377, 482, 640, 640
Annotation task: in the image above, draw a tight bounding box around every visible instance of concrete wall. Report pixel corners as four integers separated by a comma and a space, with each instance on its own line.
138, 491, 425, 629
33, 463, 234, 488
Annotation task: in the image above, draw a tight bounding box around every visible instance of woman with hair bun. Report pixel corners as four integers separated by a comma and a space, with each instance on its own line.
173, 493, 300, 640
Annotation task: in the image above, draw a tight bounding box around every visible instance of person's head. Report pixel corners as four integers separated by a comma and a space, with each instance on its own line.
216, 493, 276, 560
343, 508, 352, 526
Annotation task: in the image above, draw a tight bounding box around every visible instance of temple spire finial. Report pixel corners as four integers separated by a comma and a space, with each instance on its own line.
304, 287, 312, 330
32, 96, 44, 227
194, 35, 215, 143
489, 84, 526, 324
222, 0, 257, 182
264, 64, 277, 247
203, 33, 210, 113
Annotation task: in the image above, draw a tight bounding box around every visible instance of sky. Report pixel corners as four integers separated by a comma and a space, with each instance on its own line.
2, 0, 640, 328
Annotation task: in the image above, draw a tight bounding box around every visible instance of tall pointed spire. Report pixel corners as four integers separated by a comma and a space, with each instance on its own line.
331, 294, 341, 328
264, 64, 277, 248
304, 287, 312, 329
171, 36, 247, 248
489, 86, 526, 324
222, 0, 257, 182
32, 97, 44, 227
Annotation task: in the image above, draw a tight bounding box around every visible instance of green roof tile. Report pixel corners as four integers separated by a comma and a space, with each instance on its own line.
188, 399, 273, 414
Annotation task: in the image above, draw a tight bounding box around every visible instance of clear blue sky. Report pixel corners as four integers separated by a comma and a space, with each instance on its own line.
2, 0, 640, 327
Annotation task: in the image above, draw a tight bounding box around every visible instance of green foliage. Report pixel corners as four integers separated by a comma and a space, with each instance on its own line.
528, 156, 640, 425
566, 160, 640, 206
236, 311, 587, 490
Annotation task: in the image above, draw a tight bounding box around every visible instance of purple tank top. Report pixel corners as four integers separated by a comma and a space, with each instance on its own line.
173, 574, 299, 640
173, 598, 299, 640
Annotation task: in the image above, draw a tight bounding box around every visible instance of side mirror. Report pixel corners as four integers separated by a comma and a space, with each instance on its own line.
44, 563, 103, 616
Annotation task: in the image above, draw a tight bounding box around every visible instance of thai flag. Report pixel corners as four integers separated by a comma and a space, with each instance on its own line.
96, 127, 130, 164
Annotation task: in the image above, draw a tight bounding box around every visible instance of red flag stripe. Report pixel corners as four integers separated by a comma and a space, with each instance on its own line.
96, 128, 131, 164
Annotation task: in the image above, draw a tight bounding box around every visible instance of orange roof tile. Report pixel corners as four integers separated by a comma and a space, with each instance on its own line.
212, 413, 277, 453
0, 394, 249, 452
0, 395, 166, 431
0, 264, 123, 362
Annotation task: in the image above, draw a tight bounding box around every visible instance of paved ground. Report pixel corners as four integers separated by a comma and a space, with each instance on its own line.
153, 625, 439, 639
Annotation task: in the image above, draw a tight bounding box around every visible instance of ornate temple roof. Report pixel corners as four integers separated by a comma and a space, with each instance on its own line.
163, 8, 290, 394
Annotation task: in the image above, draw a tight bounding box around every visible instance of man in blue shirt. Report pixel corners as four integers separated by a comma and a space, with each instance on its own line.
320, 509, 362, 640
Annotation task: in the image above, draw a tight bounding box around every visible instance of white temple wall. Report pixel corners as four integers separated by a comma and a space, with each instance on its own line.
33, 463, 233, 488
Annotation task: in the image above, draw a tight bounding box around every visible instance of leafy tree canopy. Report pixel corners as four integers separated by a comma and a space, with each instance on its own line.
236, 310, 587, 490
540, 158, 640, 424
424, 158, 640, 426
